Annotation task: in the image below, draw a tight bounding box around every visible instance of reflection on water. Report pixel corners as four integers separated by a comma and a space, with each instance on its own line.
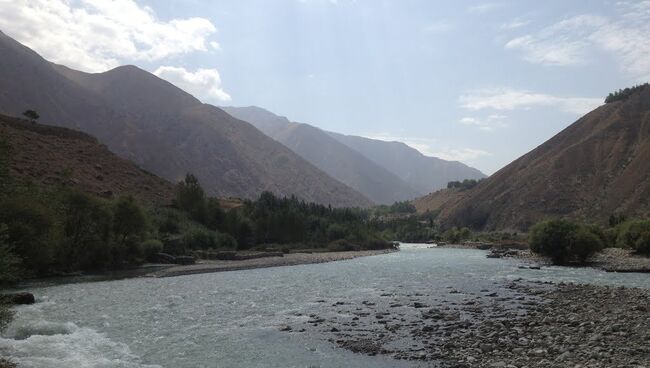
1, 246, 648, 367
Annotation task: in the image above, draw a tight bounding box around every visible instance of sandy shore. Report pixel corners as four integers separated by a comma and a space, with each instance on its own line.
286, 280, 650, 367
146, 249, 396, 278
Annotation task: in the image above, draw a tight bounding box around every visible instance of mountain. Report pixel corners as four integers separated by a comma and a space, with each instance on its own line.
326, 133, 486, 195
1, 114, 174, 206
0, 30, 371, 208
436, 85, 650, 231
222, 106, 422, 204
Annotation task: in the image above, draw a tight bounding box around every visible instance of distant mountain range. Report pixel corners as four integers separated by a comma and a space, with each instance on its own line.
223, 106, 486, 204
0, 30, 371, 208
429, 84, 650, 231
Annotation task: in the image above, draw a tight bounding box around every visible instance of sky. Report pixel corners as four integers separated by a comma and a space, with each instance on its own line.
1, 0, 650, 174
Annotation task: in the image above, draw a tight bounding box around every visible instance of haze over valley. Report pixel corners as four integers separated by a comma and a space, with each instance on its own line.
1, 1, 650, 368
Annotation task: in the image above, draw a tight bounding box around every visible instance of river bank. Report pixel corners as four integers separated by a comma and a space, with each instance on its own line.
289, 279, 650, 367
145, 249, 397, 278
441, 243, 650, 273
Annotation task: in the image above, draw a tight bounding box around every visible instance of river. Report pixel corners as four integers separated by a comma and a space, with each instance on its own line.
2, 245, 649, 367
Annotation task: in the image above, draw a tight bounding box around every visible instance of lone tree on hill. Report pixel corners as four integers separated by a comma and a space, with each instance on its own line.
22, 110, 40, 123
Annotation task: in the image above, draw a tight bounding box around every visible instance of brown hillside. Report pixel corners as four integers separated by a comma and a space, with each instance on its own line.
412, 188, 465, 214
1, 114, 174, 206
436, 85, 650, 231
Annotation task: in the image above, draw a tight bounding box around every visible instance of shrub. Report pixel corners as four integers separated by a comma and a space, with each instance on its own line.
615, 219, 650, 249
215, 232, 238, 249
60, 191, 113, 270
570, 227, 604, 263
140, 239, 164, 261
0, 197, 55, 274
529, 219, 603, 265
183, 227, 217, 249
326, 223, 347, 242
634, 231, 650, 255
159, 210, 182, 234
0, 224, 22, 285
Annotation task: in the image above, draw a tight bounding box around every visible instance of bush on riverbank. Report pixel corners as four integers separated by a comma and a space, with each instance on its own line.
529, 219, 604, 265
614, 219, 650, 253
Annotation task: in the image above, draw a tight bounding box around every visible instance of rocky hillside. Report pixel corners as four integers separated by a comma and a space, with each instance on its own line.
0, 30, 371, 208
412, 188, 465, 215
326, 132, 486, 195
1, 114, 174, 206
223, 106, 421, 204
436, 85, 650, 231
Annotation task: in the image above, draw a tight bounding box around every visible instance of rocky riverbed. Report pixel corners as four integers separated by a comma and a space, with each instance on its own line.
282, 280, 650, 367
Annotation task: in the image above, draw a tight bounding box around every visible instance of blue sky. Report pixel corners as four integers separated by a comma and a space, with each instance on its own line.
2, 0, 649, 174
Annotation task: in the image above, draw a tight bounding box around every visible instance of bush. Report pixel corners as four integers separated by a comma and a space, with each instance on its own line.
326, 224, 347, 242
0, 224, 22, 285
0, 197, 55, 274
140, 239, 164, 261
571, 227, 604, 263
60, 191, 113, 270
529, 219, 603, 265
634, 231, 650, 255
615, 219, 650, 249
215, 232, 238, 249
183, 227, 217, 249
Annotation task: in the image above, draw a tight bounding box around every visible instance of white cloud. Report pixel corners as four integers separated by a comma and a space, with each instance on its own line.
468, 3, 503, 14
459, 88, 602, 115
459, 114, 508, 131
500, 19, 530, 30
365, 133, 489, 163
432, 148, 491, 162
0, 0, 218, 72
154, 66, 231, 103
505, 4, 650, 80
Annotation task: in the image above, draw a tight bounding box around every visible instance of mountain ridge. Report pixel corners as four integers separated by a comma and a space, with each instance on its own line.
0, 31, 372, 208
222, 106, 422, 204
434, 86, 650, 230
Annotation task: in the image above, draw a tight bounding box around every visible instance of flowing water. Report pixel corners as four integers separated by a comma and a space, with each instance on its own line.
2, 245, 649, 368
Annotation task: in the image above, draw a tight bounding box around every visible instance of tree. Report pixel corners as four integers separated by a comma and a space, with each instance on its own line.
529, 219, 602, 265
60, 191, 113, 270
0, 197, 55, 274
175, 174, 206, 222
113, 196, 147, 262
22, 109, 40, 122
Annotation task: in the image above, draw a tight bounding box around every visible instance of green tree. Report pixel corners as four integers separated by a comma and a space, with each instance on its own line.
22, 109, 40, 122
175, 174, 206, 222
0, 197, 55, 274
60, 191, 113, 270
530, 219, 602, 265
113, 196, 147, 262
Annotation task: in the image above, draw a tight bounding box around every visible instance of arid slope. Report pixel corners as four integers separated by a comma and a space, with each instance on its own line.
436, 86, 650, 230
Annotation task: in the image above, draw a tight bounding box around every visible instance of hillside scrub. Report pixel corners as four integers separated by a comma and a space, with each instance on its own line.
529, 219, 604, 265
614, 219, 650, 254
604, 83, 649, 103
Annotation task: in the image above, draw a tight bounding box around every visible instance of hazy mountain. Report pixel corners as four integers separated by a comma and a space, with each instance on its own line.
326, 133, 486, 195
0, 31, 371, 208
222, 106, 422, 204
1, 114, 174, 206
436, 85, 650, 231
